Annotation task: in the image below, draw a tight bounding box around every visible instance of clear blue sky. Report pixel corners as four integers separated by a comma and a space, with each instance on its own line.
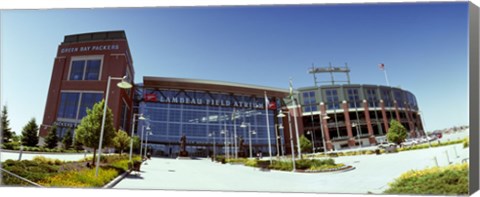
1, 2, 469, 135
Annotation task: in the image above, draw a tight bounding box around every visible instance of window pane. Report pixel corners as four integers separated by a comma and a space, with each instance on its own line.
85, 60, 101, 80
69, 61, 85, 80
78, 93, 103, 119
57, 92, 80, 119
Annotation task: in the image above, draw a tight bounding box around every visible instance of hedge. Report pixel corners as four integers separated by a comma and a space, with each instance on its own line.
384, 163, 468, 195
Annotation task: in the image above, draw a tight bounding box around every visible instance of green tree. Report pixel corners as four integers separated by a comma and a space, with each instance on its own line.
300, 135, 312, 153
113, 129, 130, 155
44, 126, 58, 149
1, 105, 14, 143
387, 120, 408, 145
62, 128, 73, 149
73, 138, 84, 151
132, 135, 140, 150
74, 100, 116, 165
21, 118, 39, 147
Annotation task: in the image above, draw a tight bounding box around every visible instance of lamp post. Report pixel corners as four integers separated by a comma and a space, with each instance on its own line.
95, 76, 132, 177
352, 122, 361, 148
277, 110, 295, 172
220, 129, 228, 159
319, 112, 330, 154
129, 114, 145, 162
139, 125, 147, 159
306, 131, 315, 153
144, 129, 152, 165
240, 122, 256, 158
208, 132, 216, 160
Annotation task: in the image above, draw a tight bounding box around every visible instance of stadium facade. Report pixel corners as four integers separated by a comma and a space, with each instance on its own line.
40, 30, 424, 156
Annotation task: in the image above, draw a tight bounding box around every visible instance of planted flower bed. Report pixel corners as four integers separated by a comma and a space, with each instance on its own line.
217, 157, 351, 173
384, 163, 468, 195
1, 155, 139, 187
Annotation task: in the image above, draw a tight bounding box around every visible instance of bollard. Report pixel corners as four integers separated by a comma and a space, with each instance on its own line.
445, 150, 451, 164
18, 145, 24, 161
433, 156, 439, 167
453, 146, 459, 158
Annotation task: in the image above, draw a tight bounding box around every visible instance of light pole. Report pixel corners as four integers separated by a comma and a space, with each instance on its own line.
220, 129, 228, 159
144, 129, 152, 165
352, 122, 362, 148
319, 111, 330, 154
95, 76, 132, 177
208, 132, 216, 160
139, 125, 146, 159
240, 122, 256, 158
129, 114, 145, 162
306, 131, 315, 153
277, 110, 296, 172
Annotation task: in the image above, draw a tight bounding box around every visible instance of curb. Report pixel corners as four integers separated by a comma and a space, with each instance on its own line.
103, 170, 132, 188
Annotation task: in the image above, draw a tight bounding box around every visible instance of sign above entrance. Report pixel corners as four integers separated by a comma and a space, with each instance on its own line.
143, 92, 273, 110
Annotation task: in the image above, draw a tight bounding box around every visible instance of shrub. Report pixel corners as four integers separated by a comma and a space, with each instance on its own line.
384, 163, 468, 195
32, 156, 63, 165
244, 159, 258, 167
39, 167, 118, 188
269, 160, 293, 171
1, 159, 60, 186
463, 138, 469, 148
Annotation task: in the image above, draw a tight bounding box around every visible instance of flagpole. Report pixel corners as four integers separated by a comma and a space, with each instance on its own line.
264, 91, 273, 164
383, 68, 390, 86
289, 78, 302, 159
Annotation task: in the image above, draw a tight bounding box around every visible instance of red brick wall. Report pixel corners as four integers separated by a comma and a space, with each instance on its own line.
40, 39, 134, 137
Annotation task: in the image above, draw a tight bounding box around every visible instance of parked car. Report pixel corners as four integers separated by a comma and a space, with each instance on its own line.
432, 131, 443, 139
377, 141, 396, 149
401, 139, 417, 147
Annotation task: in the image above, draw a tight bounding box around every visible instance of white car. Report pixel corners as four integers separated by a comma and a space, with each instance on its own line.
377, 141, 396, 149
401, 139, 417, 147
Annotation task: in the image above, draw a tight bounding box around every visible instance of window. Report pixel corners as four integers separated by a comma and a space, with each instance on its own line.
325, 89, 340, 110
302, 91, 317, 112
85, 60, 101, 80
347, 89, 361, 108
78, 93, 103, 118
119, 100, 129, 131
69, 57, 102, 81
57, 92, 103, 120
366, 89, 378, 107
57, 93, 80, 119
382, 89, 392, 107
394, 91, 404, 108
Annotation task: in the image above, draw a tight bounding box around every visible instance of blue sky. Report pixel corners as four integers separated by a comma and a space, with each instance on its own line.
0, 2, 469, 134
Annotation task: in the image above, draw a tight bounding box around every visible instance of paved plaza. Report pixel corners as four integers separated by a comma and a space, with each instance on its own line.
113, 131, 469, 194
0, 130, 470, 194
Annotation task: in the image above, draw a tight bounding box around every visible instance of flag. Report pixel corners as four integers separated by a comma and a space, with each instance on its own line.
378, 63, 385, 71
264, 92, 277, 110
144, 93, 157, 102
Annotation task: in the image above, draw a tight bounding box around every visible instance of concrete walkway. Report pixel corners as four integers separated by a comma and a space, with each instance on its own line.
113, 142, 469, 194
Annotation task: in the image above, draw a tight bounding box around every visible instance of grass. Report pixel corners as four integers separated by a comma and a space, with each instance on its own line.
384, 163, 468, 195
